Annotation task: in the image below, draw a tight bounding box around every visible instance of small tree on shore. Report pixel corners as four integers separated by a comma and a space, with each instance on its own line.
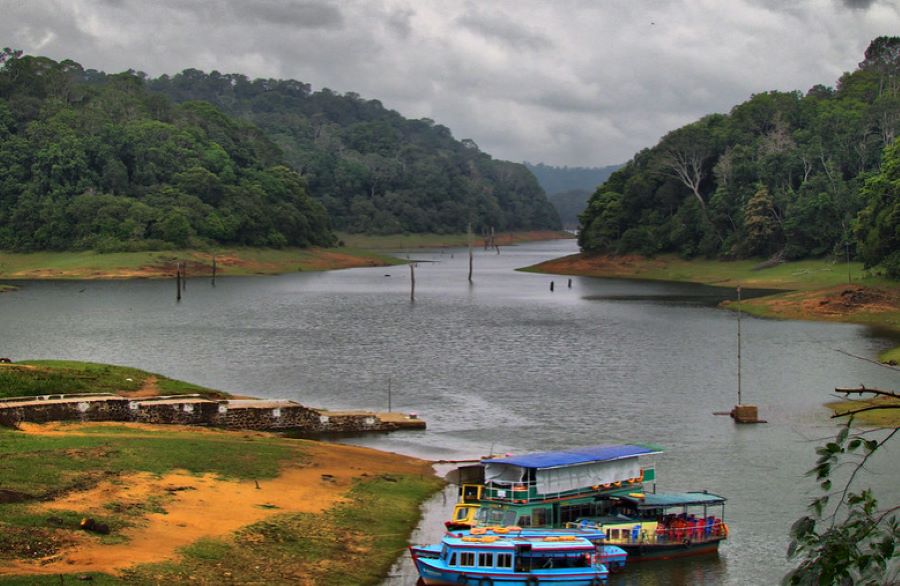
785, 385, 899, 585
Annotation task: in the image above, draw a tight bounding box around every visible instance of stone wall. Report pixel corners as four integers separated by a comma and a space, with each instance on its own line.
0, 395, 130, 427
0, 394, 414, 434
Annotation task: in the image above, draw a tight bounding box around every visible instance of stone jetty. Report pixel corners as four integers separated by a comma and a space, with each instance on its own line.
0, 393, 425, 433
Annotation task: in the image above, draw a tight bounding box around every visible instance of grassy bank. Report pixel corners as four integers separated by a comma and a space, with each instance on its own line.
529, 253, 900, 361
0, 422, 441, 584
0, 359, 442, 583
337, 229, 573, 250
0, 246, 402, 281
0, 360, 224, 400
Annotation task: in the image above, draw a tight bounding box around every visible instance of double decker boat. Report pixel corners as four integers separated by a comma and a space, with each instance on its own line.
445, 444, 728, 562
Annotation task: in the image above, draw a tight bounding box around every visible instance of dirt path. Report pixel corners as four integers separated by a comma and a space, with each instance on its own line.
119, 375, 161, 398
1, 427, 430, 577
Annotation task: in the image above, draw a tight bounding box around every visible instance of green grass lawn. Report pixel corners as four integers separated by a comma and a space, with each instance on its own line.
0, 360, 223, 400
879, 346, 900, 364
0, 247, 401, 280
0, 422, 442, 585
0, 424, 301, 572
528, 252, 889, 291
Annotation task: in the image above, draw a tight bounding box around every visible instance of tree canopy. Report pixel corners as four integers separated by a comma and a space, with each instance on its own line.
578, 37, 900, 272
0, 52, 334, 251
147, 70, 560, 236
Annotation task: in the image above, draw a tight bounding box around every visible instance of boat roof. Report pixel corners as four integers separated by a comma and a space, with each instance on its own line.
482, 444, 662, 469
611, 490, 726, 508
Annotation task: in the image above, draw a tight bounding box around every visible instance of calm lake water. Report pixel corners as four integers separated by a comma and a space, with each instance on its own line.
1, 239, 897, 585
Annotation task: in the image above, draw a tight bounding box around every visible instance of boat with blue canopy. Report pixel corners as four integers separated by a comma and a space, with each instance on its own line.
410, 527, 621, 585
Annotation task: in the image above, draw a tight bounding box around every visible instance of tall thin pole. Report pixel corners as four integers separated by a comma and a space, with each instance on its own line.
846, 239, 851, 285
467, 223, 473, 283
176, 265, 182, 302
388, 376, 392, 412
737, 285, 742, 406
212, 254, 217, 287
409, 263, 415, 302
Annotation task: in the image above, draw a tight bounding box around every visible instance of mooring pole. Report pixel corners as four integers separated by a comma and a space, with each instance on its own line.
737, 285, 742, 406
212, 255, 217, 287
176, 265, 182, 302
467, 223, 473, 283
410, 262, 415, 302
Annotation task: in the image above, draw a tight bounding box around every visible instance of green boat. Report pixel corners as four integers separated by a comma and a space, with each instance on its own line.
446, 445, 728, 562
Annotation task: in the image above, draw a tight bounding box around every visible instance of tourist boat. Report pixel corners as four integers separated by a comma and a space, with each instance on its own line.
409, 527, 620, 585
445, 444, 728, 561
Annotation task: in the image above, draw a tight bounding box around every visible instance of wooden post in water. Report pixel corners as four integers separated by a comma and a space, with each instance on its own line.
409, 263, 415, 302
550, 281, 555, 292
211, 255, 217, 287
736, 285, 742, 406
176, 264, 182, 302
467, 223, 473, 284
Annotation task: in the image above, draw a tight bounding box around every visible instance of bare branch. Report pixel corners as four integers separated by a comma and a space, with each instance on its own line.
832, 404, 900, 418
834, 348, 900, 371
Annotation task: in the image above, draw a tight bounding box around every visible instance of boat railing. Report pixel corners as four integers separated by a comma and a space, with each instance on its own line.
569, 519, 728, 546
481, 466, 654, 504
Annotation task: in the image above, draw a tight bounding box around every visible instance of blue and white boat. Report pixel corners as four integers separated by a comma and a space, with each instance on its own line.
410, 527, 624, 585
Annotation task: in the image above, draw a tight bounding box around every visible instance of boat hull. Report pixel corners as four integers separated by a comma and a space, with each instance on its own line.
619, 536, 724, 562
412, 547, 609, 585
412, 556, 608, 585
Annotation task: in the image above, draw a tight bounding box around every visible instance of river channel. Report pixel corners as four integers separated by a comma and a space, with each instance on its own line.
1, 239, 897, 585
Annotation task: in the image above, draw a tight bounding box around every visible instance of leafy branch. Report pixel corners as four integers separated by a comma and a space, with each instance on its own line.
784, 386, 899, 585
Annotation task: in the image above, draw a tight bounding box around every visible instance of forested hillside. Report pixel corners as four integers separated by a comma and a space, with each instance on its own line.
148, 71, 560, 235
0, 51, 334, 251
578, 37, 900, 276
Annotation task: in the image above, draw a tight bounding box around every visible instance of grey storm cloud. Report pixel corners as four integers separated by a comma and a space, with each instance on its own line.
1, 0, 899, 166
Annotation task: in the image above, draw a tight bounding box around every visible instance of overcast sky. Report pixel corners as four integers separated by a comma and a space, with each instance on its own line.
3, 0, 899, 166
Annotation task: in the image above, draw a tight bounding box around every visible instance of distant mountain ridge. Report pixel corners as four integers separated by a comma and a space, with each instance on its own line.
524, 162, 621, 228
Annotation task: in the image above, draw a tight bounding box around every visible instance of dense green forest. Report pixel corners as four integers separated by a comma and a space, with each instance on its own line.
578, 37, 900, 277
0, 50, 334, 251
0, 51, 559, 252
147, 71, 560, 235
525, 163, 620, 228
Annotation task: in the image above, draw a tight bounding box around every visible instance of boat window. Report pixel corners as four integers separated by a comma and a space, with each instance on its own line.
503, 510, 517, 526
610, 529, 620, 539
455, 507, 469, 521
497, 553, 512, 568
517, 515, 531, 527
533, 508, 549, 526
448, 552, 456, 566
560, 503, 592, 525
459, 552, 476, 567
478, 552, 492, 567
